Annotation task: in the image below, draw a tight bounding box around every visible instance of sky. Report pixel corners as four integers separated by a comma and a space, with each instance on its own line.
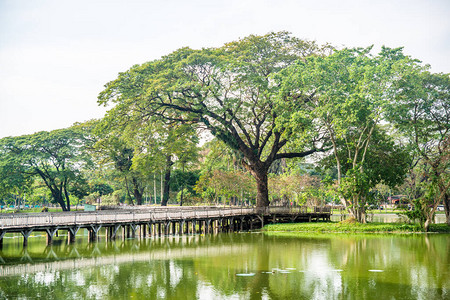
1, 0, 449, 138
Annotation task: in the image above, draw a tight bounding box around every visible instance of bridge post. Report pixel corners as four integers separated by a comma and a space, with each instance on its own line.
182, 221, 188, 234
142, 223, 147, 238
88, 225, 101, 242
164, 222, 170, 235
172, 222, 177, 236
21, 229, 33, 247
158, 223, 162, 236
179, 221, 184, 235
126, 225, 131, 239
222, 218, 227, 232
149, 223, 154, 237
198, 221, 202, 234
0, 231, 5, 249
67, 226, 80, 244
130, 224, 138, 238
205, 220, 210, 234
191, 221, 196, 234
45, 227, 58, 245
122, 226, 126, 241
222, 218, 227, 233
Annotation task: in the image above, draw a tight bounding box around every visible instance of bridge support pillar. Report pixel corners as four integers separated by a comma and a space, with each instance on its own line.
164, 222, 170, 235
257, 215, 264, 228
122, 226, 126, 241
130, 224, 138, 239
157, 223, 161, 236
88, 225, 102, 242
21, 229, 33, 247
45, 227, 58, 245
0, 231, 5, 249
108, 225, 121, 240
205, 220, 210, 234
172, 222, 177, 235
68, 226, 80, 244
198, 221, 203, 234
219, 219, 223, 233
141, 223, 147, 238
191, 221, 196, 234
180, 221, 185, 235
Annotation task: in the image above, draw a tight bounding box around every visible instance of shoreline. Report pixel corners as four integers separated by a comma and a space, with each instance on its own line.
262, 222, 450, 234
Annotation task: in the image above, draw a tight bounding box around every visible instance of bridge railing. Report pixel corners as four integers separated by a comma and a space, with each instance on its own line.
0, 206, 330, 229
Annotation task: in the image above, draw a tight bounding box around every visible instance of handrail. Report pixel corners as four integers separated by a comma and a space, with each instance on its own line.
0, 206, 330, 229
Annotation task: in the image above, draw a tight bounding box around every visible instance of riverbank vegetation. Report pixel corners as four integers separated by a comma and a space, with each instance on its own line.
263, 221, 450, 234
0, 32, 448, 230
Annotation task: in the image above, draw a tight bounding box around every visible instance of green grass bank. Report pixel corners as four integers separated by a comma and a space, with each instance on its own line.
262, 221, 450, 234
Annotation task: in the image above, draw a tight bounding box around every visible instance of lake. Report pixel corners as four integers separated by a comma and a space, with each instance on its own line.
0, 231, 449, 299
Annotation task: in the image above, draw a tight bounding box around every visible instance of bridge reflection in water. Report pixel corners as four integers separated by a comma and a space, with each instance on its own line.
0, 234, 253, 277
0, 206, 331, 247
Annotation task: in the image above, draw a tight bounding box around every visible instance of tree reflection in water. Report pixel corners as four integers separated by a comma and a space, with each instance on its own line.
0, 233, 448, 299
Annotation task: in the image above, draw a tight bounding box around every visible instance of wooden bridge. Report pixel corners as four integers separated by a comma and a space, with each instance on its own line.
0, 206, 331, 247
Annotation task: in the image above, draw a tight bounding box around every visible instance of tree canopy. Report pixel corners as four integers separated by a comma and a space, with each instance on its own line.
98, 32, 331, 207
0, 127, 89, 211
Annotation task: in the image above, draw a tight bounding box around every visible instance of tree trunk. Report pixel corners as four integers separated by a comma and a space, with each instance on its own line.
132, 177, 143, 205
63, 183, 71, 211
161, 155, 173, 206
424, 218, 431, 232
244, 160, 270, 208
154, 173, 157, 205
443, 191, 450, 225
255, 171, 270, 208
54, 192, 67, 211
348, 206, 366, 223
124, 175, 134, 205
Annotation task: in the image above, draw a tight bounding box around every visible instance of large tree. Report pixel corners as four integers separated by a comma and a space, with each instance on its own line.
278, 46, 412, 222
94, 107, 199, 206
98, 32, 330, 207
0, 127, 88, 211
387, 70, 450, 229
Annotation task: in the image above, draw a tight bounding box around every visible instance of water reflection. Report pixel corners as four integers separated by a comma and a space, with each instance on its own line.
0, 233, 449, 299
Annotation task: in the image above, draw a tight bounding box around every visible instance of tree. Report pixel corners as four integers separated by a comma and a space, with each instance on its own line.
278, 46, 412, 222
93, 133, 146, 205
98, 32, 330, 207
0, 127, 88, 211
387, 70, 450, 230
0, 154, 33, 202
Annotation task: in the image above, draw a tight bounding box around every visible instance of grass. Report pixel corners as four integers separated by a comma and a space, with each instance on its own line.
262, 221, 450, 234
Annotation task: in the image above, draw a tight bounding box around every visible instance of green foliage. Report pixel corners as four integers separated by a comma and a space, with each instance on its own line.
98, 32, 330, 207
84, 192, 100, 204
91, 182, 114, 196
277, 46, 417, 221
195, 169, 256, 205
386, 70, 450, 227
170, 169, 199, 194
0, 127, 90, 211
101, 191, 121, 205
268, 172, 323, 206
263, 222, 450, 233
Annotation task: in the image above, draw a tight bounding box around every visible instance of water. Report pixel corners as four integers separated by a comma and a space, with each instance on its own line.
0, 231, 449, 299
